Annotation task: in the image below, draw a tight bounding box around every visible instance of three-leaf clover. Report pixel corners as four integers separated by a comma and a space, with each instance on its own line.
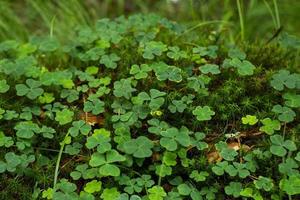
242, 115, 258, 125
89, 150, 126, 176
100, 53, 120, 69
254, 176, 274, 191
0, 131, 14, 148
68, 120, 91, 137
122, 136, 154, 158
84, 180, 102, 194
270, 70, 300, 91
14, 121, 40, 139
160, 127, 190, 151
0, 79, 9, 93
84, 99, 105, 115
150, 62, 182, 82
137, 89, 166, 110
86, 133, 111, 153
229, 58, 255, 76
280, 176, 300, 196
130, 64, 152, 79
259, 118, 281, 135
55, 109, 74, 125
142, 41, 168, 59
215, 141, 238, 161
225, 182, 242, 198
148, 186, 167, 200
113, 78, 136, 99
193, 106, 215, 121
270, 134, 297, 157
16, 79, 44, 99
199, 64, 220, 75
283, 93, 300, 108
167, 46, 187, 60
272, 105, 296, 123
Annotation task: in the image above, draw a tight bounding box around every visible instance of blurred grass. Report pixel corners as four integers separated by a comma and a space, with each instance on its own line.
0, 0, 299, 42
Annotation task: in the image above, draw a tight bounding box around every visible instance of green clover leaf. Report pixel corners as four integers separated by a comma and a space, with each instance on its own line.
55, 108, 74, 125
270, 134, 297, 157
138, 89, 166, 110
89, 150, 125, 177
193, 106, 215, 121
283, 93, 300, 108
84, 99, 105, 115
148, 186, 167, 200
193, 45, 218, 59
113, 78, 136, 99
215, 141, 238, 161
270, 70, 300, 91
101, 187, 120, 200
167, 46, 187, 60
160, 127, 191, 151
122, 136, 154, 158
0, 131, 14, 148
259, 118, 281, 135
155, 164, 172, 177
68, 120, 91, 137
254, 176, 274, 191
130, 64, 152, 79
0, 80, 10, 93
225, 182, 242, 198
84, 180, 102, 194
142, 41, 168, 59
100, 53, 120, 69
150, 62, 182, 82
14, 121, 40, 139
280, 176, 300, 196
199, 64, 220, 75
16, 79, 44, 99
242, 115, 258, 125
272, 105, 296, 123
86, 133, 111, 153
278, 158, 299, 176
228, 48, 246, 60
229, 58, 255, 76
190, 170, 209, 182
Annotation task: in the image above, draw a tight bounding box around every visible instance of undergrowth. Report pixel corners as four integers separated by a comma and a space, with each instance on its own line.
0, 14, 300, 200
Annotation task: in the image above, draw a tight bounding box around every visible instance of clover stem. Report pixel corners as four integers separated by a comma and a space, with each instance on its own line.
273, 0, 280, 29
53, 132, 70, 188
236, 0, 245, 41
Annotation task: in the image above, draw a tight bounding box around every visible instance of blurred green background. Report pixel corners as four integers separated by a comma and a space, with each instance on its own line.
0, 0, 299, 43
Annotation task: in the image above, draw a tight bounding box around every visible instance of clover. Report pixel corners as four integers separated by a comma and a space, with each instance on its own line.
270, 134, 297, 157
167, 46, 188, 60
0, 131, 14, 148
199, 64, 220, 75
159, 127, 191, 151
84, 180, 102, 194
86, 133, 111, 153
193, 106, 215, 121
142, 41, 168, 59
130, 64, 152, 79
14, 121, 40, 139
113, 78, 136, 99
0, 79, 9, 93
242, 115, 258, 125
55, 108, 74, 125
84, 98, 105, 115
137, 89, 166, 110
122, 136, 154, 158
100, 53, 120, 69
70, 164, 98, 180
16, 79, 44, 99
254, 176, 274, 192
68, 120, 91, 137
280, 176, 300, 196
89, 149, 126, 177
278, 158, 298, 176
150, 62, 183, 82
270, 70, 300, 91
215, 141, 238, 161
283, 93, 300, 108
272, 104, 296, 123
259, 118, 281, 135
229, 58, 255, 76
190, 170, 209, 182
193, 45, 218, 59
225, 182, 242, 198
148, 186, 166, 200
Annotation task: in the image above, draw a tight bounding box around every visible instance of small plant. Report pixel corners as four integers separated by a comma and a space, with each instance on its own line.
0, 14, 299, 200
